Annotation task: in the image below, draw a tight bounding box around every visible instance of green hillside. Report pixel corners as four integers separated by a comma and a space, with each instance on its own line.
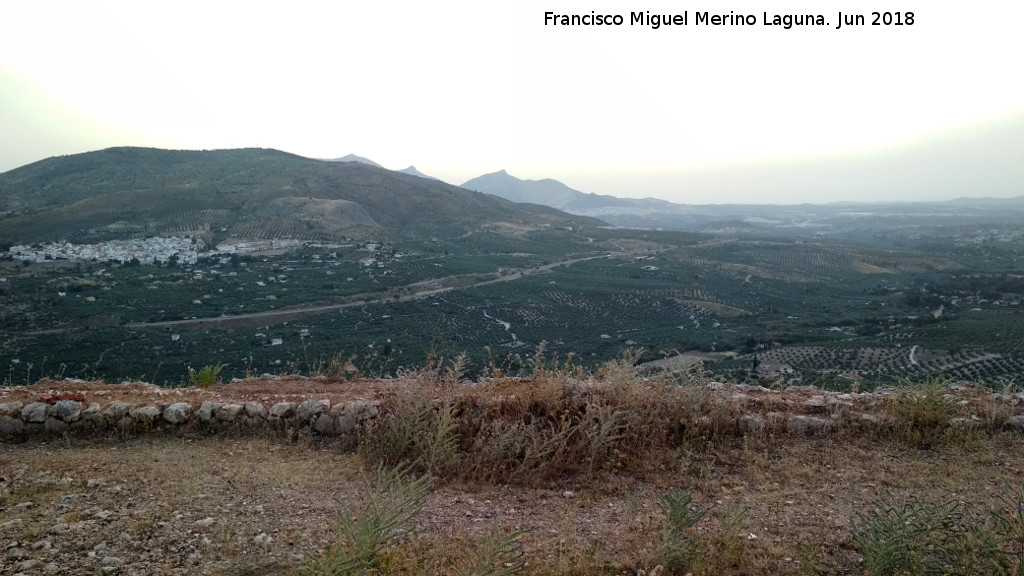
0, 147, 603, 245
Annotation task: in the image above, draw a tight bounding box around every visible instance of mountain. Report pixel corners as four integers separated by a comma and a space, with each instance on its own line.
325, 153, 382, 167
461, 169, 1024, 232
397, 166, 440, 181
327, 156, 440, 181
0, 147, 603, 245
461, 170, 682, 224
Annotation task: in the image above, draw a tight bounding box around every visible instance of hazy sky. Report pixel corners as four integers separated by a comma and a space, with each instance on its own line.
2, 0, 1022, 204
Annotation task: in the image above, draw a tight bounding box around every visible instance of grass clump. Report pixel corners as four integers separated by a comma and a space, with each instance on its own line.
890, 378, 962, 448
299, 463, 432, 576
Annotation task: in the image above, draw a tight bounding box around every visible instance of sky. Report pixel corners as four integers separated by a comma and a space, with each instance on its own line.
1, 0, 1022, 204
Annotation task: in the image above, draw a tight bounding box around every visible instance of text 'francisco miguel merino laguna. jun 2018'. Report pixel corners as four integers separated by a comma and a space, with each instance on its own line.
544, 10, 915, 30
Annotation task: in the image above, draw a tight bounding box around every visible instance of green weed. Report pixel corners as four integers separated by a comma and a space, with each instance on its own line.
188, 364, 222, 388
298, 463, 432, 576
457, 520, 529, 576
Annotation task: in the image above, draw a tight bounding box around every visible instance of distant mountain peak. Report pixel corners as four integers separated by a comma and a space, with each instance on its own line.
326, 154, 382, 167
397, 165, 440, 181
462, 169, 679, 221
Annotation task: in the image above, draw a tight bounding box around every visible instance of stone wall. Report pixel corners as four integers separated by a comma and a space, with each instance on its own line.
0, 398, 380, 440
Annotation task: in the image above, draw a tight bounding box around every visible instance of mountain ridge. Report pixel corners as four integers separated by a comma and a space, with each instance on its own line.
0, 147, 603, 246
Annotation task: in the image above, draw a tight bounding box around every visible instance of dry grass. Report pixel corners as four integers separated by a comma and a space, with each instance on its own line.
2, 429, 1023, 574
2, 364, 1023, 574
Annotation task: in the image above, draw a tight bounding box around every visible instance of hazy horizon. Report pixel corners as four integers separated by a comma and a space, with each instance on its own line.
2, 1, 1022, 205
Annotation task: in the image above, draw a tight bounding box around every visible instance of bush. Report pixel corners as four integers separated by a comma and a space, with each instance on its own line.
188, 364, 221, 388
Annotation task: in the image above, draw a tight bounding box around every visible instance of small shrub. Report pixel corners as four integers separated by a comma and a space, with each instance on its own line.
851, 485, 1024, 576
581, 402, 627, 476
188, 364, 221, 388
850, 491, 957, 576
362, 388, 460, 477
457, 520, 529, 576
298, 463, 432, 576
651, 488, 714, 572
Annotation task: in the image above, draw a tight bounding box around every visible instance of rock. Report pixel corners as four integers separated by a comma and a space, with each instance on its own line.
296, 399, 330, 424
312, 413, 354, 436
197, 401, 223, 423
49, 400, 81, 422
216, 404, 243, 422
252, 532, 272, 545
14, 501, 34, 510
195, 517, 215, 528
858, 413, 881, 428
269, 402, 295, 420
562, 490, 575, 498
94, 510, 115, 521
0, 401, 24, 417
45, 562, 61, 574
22, 402, 49, 423
0, 415, 25, 436
788, 415, 833, 434
737, 414, 763, 433
81, 403, 102, 421
104, 402, 133, 422
948, 417, 977, 429
16, 558, 42, 572
803, 396, 828, 411
346, 400, 379, 422
0, 519, 23, 533
129, 406, 161, 424
243, 402, 267, 419
162, 402, 192, 424
43, 417, 68, 433
30, 539, 53, 551
312, 414, 334, 435
100, 556, 121, 568
56, 493, 84, 511
47, 523, 71, 535
1006, 415, 1024, 431
7, 546, 27, 560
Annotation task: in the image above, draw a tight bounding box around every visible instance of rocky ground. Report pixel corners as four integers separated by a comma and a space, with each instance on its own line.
1, 378, 1023, 575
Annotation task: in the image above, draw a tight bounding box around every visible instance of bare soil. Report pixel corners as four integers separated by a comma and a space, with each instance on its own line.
2, 379, 1023, 575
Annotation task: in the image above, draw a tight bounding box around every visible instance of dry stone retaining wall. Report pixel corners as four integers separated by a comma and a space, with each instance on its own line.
0, 398, 380, 440
2, 382, 1023, 442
